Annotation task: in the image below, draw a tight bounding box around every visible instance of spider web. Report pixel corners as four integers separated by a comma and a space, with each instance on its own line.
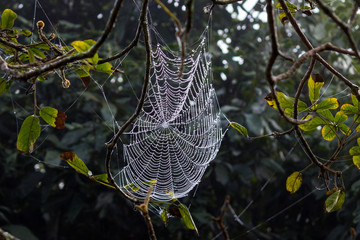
5, 1, 354, 238
116, 34, 225, 201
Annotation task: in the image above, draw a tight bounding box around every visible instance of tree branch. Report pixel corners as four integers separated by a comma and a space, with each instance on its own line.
98, 0, 149, 64
212, 195, 230, 240
315, 0, 360, 60
2, 0, 124, 81
104, 0, 150, 204
278, 0, 360, 101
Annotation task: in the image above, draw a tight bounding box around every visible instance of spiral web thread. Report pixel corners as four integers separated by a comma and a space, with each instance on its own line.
116, 33, 225, 201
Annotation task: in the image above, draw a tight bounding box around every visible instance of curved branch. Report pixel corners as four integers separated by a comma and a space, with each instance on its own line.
105, 0, 151, 204
278, 0, 360, 101
315, 0, 360, 60
98, 0, 149, 64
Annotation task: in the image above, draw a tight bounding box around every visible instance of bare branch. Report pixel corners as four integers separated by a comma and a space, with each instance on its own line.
315, 0, 360, 60
212, 195, 230, 240
98, 0, 149, 64
278, 0, 360, 101
104, 0, 150, 204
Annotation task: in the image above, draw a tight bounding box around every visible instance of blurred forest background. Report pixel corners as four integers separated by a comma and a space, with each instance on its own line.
1, 0, 360, 239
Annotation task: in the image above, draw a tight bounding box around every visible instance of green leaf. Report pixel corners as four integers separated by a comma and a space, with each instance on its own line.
265, 92, 307, 112
322, 125, 337, 141
60, 152, 90, 176
1, 9, 17, 29
299, 116, 325, 131
349, 146, 360, 156
71, 40, 98, 64
27, 48, 35, 64
334, 112, 348, 124
341, 104, 358, 115
325, 189, 345, 213
71, 40, 91, 53
124, 183, 140, 191
279, 12, 288, 24
160, 209, 168, 227
349, 142, 360, 169
275, 1, 298, 11
320, 109, 334, 122
353, 155, 360, 169
351, 94, 359, 108
178, 204, 198, 235
315, 98, 339, 111
230, 122, 248, 137
29, 47, 46, 59
0, 77, 9, 95
75, 69, 90, 78
308, 74, 324, 104
96, 62, 113, 74
338, 123, 351, 135
286, 171, 302, 194
16, 116, 41, 154
92, 174, 115, 189
39, 106, 67, 129
20, 29, 32, 37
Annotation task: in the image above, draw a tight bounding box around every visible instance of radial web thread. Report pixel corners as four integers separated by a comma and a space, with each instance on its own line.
117, 35, 225, 201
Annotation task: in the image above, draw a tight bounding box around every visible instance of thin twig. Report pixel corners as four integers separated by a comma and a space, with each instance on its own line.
264, 0, 307, 125
272, 43, 355, 83
211, 195, 230, 240
248, 127, 295, 140
278, 0, 360, 101
104, 0, 150, 204
98, 0, 149, 64
315, 0, 360, 60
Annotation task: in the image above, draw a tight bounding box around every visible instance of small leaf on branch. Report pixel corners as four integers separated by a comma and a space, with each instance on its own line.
338, 124, 351, 136
349, 145, 360, 169
178, 203, 199, 235
96, 62, 113, 74
16, 116, 41, 154
279, 13, 288, 25
29, 47, 46, 59
308, 73, 324, 104
341, 104, 358, 115
1, 9, 17, 29
39, 106, 67, 129
92, 174, 115, 189
315, 98, 339, 111
230, 122, 248, 137
60, 152, 90, 176
71, 40, 98, 64
265, 92, 307, 112
286, 171, 302, 194
275, 1, 298, 11
20, 29, 32, 37
322, 125, 337, 141
28, 48, 35, 63
160, 209, 168, 227
325, 189, 345, 213
0, 77, 10, 95
334, 112, 347, 124
299, 116, 324, 131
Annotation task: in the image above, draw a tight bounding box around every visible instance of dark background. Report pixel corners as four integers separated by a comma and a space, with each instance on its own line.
1, 0, 360, 239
